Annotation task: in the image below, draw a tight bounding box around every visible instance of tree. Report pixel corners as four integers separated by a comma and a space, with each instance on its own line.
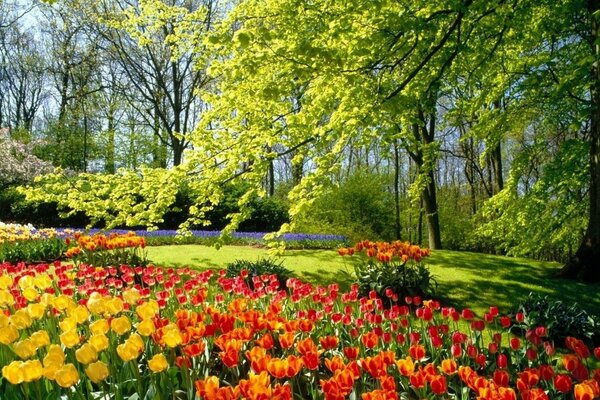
94, 0, 217, 166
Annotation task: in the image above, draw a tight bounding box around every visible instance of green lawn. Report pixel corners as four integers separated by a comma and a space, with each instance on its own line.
146, 245, 600, 317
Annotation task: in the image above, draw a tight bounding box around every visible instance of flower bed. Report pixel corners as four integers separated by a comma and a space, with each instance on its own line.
0, 261, 598, 399
55, 228, 348, 249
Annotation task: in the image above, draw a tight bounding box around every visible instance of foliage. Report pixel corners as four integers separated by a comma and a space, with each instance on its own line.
294, 171, 396, 243
339, 240, 436, 304
64, 231, 148, 267
225, 257, 293, 290
514, 293, 599, 346
0, 186, 91, 228
0, 261, 599, 399
0, 238, 67, 263
19, 167, 183, 230
475, 139, 588, 260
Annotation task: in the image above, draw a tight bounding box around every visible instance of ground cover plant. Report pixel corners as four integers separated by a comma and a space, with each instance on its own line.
0, 260, 599, 399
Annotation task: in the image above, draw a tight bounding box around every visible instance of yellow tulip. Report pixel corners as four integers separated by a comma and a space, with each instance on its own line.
75, 343, 98, 365
9, 309, 32, 329
13, 339, 37, 359
136, 318, 156, 336
69, 305, 89, 324
161, 324, 182, 348
39, 293, 54, 307
30, 330, 51, 348
59, 316, 77, 332
43, 345, 65, 368
53, 295, 75, 312
22, 287, 38, 302
136, 300, 159, 320
0, 313, 8, 328
111, 315, 131, 335
123, 288, 141, 305
18, 275, 35, 290
0, 275, 12, 290
117, 341, 139, 361
128, 333, 144, 352
105, 297, 124, 315
148, 354, 168, 373
88, 334, 109, 352
21, 360, 43, 382
27, 303, 46, 319
85, 361, 109, 384
34, 274, 52, 290
2, 361, 24, 384
86, 292, 107, 315
90, 319, 109, 335
0, 325, 19, 345
0, 290, 14, 307
55, 363, 79, 388
59, 329, 80, 348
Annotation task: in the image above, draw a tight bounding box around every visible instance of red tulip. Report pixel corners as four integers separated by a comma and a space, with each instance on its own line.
430, 375, 447, 395
554, 374, 573, 393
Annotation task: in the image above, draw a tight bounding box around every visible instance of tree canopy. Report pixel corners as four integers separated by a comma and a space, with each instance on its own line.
13, 0, 600, 278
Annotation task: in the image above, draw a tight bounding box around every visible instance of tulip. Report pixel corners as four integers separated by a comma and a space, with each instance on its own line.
554, 374, 572, 393
148, 354, 169, 373
13, 339, 37, 360
111, 315, 132, 335
440, 359, 457, 375
2, 361, 24, 385
55, 363, 79, 388
85, 361, 109, 384
75, 343, 98, 365
60, 329, 80, 348
90, 319, 110, 335
430, 374, 447, 395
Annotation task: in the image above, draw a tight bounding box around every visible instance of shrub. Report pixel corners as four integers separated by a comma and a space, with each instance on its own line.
294, 170, 396, 243
339, 240, 436, 304
225, 257, 293, 290
514, 293, 599, 346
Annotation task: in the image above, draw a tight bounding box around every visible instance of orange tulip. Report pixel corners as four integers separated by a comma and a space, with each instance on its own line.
440, 359, 457, 375
396, 356, 415, 376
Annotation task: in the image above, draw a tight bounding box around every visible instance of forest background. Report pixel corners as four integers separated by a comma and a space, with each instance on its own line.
1, 0, 599, 281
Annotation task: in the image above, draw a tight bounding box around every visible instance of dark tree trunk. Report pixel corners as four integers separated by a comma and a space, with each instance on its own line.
563, 1, 600, 282
491, 142, 503, 194
393, 139, 402, 240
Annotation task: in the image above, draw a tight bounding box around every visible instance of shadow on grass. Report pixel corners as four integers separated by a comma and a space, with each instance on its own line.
299, 268, 355, 292
429, 251, 600, 316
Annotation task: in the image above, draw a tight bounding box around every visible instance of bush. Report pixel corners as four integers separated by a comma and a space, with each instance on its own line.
225, 257, 293, 290
513, 293, 599, 346
340, 240, 436, 305
294, 171, 396, 243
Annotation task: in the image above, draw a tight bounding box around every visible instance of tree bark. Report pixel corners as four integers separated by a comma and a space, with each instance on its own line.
563, 0, 600, 282
393, 139, 402, 240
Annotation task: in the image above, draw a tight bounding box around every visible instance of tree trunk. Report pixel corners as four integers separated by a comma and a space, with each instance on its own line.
393, 139, 402, 240
491, 142, 503, 194
422, 169, 443, 249
563, 0, 600, 282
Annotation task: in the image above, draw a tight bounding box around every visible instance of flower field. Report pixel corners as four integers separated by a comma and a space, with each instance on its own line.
0, 258, 599, 399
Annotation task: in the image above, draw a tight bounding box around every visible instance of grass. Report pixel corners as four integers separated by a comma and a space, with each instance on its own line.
145, 245, 600, 317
